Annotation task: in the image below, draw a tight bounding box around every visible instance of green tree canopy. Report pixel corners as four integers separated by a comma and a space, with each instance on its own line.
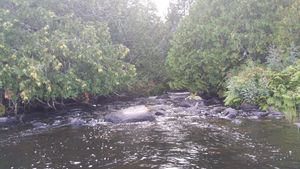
0, 0, 135, 109
166, 0, 294, 95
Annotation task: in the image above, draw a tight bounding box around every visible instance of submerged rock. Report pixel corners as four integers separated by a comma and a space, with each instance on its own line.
104, 105, 155, 123
223, 108, 238, 119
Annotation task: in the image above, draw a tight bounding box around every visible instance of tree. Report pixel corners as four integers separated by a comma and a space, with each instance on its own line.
166, 0, 294, 96
0, 0, 135, 113
275, 0, 300, 48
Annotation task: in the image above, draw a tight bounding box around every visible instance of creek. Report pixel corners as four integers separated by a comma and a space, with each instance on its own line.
0, 93, 299, 169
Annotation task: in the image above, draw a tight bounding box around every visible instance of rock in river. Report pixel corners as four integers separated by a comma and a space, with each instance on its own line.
104, 105, 155, 123
68, 117, 86, 126
239, 103, 259, 112
223, 108, 238, 119
0, 117, 18, 124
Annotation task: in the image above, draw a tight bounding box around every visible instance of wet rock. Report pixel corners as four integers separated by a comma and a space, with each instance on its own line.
209, 107, 226, 114
223, 108, 238, 119
0, 117, 18, 124
168, 92, 190, 100
176, 100, 194, 108
104, 105, 155, 123
53, 120, 62, 126
156, 94, 170, 99
267, 108, 284, 119
253, 111, 269, 119
174, 98, 204, 108
185, 95, 202, 101
239, 103, 259, 112
155, 111, 165, 116
203, 98, 222, 106
186, 102, 203, 114
32, 121, 47, 128
69, 117, 86, 126
227, 113, 237, 119
239, 111, 258, 118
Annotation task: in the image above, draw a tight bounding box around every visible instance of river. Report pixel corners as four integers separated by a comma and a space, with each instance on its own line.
0, 94, 299, 169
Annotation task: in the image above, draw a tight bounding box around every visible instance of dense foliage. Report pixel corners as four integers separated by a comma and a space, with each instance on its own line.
0, 0, 299, 119
0, 0, 136, 112
166, 0, 300, 118
0, 0, 188, 114
166, 0, 294, 95
267, 61, 300, 120
224, 60, 270, 108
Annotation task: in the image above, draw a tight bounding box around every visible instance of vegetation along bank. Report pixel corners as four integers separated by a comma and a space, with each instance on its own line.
0, 0, 299, 120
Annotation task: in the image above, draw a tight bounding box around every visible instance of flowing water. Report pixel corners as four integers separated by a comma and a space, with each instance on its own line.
0, 97, 300, 169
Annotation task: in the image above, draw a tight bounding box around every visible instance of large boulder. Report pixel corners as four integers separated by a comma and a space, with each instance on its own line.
104, 105, 156, 123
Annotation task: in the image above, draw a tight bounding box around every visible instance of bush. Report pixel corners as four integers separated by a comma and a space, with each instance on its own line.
267, 61, 300, 120
225, 59, 300, 120
224, 60, 270, 108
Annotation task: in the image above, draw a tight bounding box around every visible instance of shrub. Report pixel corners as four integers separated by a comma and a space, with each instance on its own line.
267, 61, 300, 120
225, 59, 300, 120
224, 60, 270, 108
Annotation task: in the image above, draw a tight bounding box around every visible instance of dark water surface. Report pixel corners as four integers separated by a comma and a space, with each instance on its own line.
0, 102, 300, 169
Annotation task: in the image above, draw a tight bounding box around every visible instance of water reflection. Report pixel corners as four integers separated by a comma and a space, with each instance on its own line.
0, 107, 300, 169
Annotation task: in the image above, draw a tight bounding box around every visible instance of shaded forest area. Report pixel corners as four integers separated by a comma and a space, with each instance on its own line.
0, 0, 299, 119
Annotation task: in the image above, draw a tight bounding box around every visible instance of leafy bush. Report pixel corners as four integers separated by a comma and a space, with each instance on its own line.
267, 61, 300, 120
225, 58, 300, 120
224, 60, 270, 108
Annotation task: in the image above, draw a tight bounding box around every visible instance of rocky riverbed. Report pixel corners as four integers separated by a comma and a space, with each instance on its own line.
103, 92, 284, 124
0, 92, 284, 126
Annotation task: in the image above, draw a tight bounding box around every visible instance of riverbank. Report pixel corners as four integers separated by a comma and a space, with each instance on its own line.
0, 92, 285, 126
